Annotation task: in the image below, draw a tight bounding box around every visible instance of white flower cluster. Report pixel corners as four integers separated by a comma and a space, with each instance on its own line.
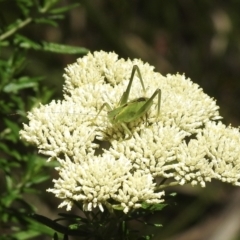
20, 51, 240, 213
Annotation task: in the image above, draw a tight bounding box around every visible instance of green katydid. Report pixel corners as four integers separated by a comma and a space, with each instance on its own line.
96, 65, 161, 139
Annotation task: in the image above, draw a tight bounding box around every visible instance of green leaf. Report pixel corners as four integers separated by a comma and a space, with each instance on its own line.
3, 76, 42, 93
13, 35, 89, 54
38, 0, 62, 13
33, 18, 59, 27
49, 3, 80, 14
153, 223, 162, 227
12, 230, 43, 239
29, 175, 50, 185
16, 0, 34, 17
14, 34, 42, 50
0, 50, 27, 88
3, 118, 20, 139
0, 41, 9, 47
5, 19, 23, 32
42, 42, 89, 54
0, 157, 20, 173
2, 187, 20, 206
34, 13, 67, 26
112, 204, 124, 211
141, 202, 167, 211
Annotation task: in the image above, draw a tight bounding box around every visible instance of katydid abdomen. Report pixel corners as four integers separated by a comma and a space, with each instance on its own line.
108, 97, 150, 123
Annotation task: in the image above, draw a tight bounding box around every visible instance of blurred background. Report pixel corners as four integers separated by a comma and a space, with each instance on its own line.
6, 0, 240, 124
1, 0, 240, 239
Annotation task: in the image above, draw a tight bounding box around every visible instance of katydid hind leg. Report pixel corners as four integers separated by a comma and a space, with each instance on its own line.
138, 88, 161, 119
119, 65, 146, 106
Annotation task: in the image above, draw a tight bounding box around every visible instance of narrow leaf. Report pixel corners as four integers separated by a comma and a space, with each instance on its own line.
42, 42, 89, 54
49, 3, 80, 14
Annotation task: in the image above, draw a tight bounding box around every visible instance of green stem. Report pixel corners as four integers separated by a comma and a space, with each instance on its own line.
0, 17, 32, 41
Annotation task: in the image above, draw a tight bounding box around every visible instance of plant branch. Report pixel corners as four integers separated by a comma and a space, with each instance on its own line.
0, 17, 32, 41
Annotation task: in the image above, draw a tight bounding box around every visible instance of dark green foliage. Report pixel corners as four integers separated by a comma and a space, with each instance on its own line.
0, 0, 88, 238
29, 202, 166, 240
